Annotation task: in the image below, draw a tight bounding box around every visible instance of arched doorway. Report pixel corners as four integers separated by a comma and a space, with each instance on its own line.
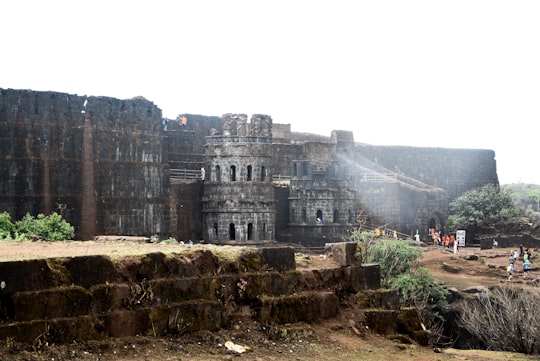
229, 223, 236, 240
247, 223, 253, 240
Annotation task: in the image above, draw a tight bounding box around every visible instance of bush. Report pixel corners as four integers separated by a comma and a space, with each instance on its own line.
14, 212, 74, 241
0, 212, 14, 239
347, 230, 376, 263
457, 286, 540, 354
367, 239, 449, 347
390, 267, 447, 308
161, 237, 178, 244
366, 239, 423, 286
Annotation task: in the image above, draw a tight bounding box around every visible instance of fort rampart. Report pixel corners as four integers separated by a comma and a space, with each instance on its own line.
1, 88, 498, 243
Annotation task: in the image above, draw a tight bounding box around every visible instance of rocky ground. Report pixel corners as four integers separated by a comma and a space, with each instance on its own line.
0, 239, 537, 361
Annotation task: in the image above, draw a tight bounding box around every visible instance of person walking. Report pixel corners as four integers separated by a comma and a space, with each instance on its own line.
507, 262, 514, 282
523, 259, 531, 279
509, 252, 515, 266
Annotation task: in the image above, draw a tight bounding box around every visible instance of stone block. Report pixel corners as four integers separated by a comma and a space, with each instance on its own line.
107, 309, 148, 338
90, 283, 131, 314
343, 264, 380, 292
479, 239, 492, 250
259, 247, 296, 272
0, 259, 56, 293
353, 289, 400, 310
150, 277, 207, 303
63, 255, 120, 288
397, 307, 430, 346
146, 301, 223, 336
257, 291, 339, 324
325, 242, 361, 266
364, 309, 398, 335
12, 286, 91, 321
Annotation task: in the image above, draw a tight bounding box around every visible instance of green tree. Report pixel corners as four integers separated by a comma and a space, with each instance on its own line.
504, 183, 540, 222
449, 184, 520, 226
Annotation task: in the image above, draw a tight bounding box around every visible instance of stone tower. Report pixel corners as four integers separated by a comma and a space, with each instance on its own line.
202, 114, 275, 244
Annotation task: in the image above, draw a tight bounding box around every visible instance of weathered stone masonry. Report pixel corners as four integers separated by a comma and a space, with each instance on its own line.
0, 88, 499, 243
0, 89, 168, 239
0, 245, 399, 344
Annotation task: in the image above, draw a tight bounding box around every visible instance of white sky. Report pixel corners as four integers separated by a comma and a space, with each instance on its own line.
2, 1, 539, 185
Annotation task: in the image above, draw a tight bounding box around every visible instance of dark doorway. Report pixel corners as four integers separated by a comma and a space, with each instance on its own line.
248, 223, 253, 240
229, 223, 236, 240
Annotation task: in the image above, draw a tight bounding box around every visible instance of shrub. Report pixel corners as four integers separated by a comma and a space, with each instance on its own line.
389, 267, 447, 308
161, 237, 178, 244
366, 239, 423, 286
14, 212, 74, 241
457, 286, 540, 354
368, 239, 449, 347
347, 230, 376, 263
0, 212, 14, 239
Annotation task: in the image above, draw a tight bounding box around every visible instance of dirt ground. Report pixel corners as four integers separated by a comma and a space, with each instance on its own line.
0, 239, 536, 361
419, 244, 536, 288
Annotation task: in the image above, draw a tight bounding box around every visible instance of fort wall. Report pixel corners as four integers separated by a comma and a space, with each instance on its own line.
0, 89, 168, 239
0, 88, 499, 241
356, 144, 498, 200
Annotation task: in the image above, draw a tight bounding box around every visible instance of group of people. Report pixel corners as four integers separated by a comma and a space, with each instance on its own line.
429, 229, 456, 248
507, 244, 533, 281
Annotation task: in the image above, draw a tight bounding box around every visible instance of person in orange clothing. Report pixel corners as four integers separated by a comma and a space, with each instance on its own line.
433, 231, 439, 246
443, 235, 450, 248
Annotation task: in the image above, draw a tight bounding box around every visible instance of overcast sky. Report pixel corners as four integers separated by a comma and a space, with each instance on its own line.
2, 1, 539, 185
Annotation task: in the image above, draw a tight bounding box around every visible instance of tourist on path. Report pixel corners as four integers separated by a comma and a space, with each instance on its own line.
523, 259, 531, 279
507, 262, 514, 282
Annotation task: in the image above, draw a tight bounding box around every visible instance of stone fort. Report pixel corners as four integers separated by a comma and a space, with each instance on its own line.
0, 88, 499, 246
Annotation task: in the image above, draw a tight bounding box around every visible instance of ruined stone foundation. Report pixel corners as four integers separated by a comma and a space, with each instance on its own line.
0, 244, 428, 345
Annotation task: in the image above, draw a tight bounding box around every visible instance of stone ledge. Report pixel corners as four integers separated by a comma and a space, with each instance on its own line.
256, 291, 339, 324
